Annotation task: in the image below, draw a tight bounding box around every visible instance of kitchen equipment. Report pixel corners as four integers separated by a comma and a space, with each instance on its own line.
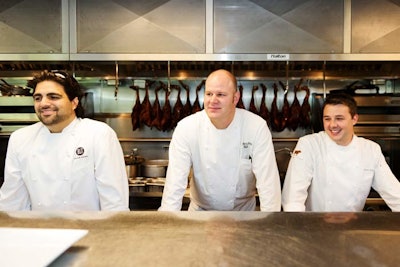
145, 177, 165, 192
128, 177, 146, 193
0, 79, 32, 96
329, 80, 380, 95
141, 159, 168, 177
124, 148, 145, 178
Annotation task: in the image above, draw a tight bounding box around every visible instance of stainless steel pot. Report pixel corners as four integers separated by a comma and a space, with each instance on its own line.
126, 164, 140, 178
141, 159, 168, 177
124, 155, 145, 178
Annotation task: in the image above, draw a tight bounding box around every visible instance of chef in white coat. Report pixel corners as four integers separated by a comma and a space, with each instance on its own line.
282, 93, 400, 212
0, 70, 129, 211
159, 69, 281, 211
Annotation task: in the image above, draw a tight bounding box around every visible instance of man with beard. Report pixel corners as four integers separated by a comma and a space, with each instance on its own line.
159, 69, 281, 211
0, 70, 129, 211
282, 93, 400, 211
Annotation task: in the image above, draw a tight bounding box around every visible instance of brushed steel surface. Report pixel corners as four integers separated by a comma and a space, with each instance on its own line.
352, 0, 400, 53
76, 0, 206, 53
214, 0, 344, 53
0, 211, 399, 267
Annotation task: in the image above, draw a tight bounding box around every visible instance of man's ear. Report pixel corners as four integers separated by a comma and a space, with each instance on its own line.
352, 113, 359, 125
72, 97, 79, 110
233, 90, 240, 105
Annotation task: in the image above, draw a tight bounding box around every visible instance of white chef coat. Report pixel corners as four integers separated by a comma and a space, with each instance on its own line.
0, 118, 129, 211
159, 109, 281, 211
282, 131, 400, 212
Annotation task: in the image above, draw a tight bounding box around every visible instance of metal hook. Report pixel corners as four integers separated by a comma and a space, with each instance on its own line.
323, 60, 327, 99
167, 61, 171, 92
284, 60, 289, 94
114, 61, 119, 100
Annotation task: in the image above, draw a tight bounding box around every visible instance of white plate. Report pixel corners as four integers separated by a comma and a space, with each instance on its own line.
0, 227, 88, 267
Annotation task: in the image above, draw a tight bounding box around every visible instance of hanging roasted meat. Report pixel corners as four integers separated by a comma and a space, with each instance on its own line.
160, 84, 172, 131
299, 85, 311, 128
259, 83, 270, 126
270, 83, 281, 132
139, 80, 153, 127
150, 83, 163, 131
171, 85, 184, 128
249, 85, 259, 115
192, 80, 205, 114
130, 85, 141, 131
237, 85, 245, 109
179, 80, 192, 119
286, 80, 303, 131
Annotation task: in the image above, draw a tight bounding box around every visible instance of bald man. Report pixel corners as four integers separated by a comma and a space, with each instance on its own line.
159, 69, 281, 211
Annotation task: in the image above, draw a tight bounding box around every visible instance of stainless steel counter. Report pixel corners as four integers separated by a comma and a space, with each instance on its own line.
1, 211, 399, 267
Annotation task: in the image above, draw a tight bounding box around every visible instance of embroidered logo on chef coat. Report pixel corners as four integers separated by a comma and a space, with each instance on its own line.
76, 147, 85, 156
74, 147, 88, 159
241, 142, 253, 160
291, 150, 302, 158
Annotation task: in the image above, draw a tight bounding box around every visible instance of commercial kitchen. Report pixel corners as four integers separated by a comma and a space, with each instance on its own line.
0, 0, 400, 266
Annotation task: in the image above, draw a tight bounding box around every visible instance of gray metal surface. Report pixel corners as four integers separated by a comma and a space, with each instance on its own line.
214, 0, 344, 54
0, 1, 399, 60
76, 0, 206, 53
352, 0, 400, 53
0, 0, 62, 53
0, 211, 399, 267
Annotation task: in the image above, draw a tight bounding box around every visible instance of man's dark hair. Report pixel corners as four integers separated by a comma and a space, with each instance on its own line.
27, 70, 85, 118
323, 93, 358, 117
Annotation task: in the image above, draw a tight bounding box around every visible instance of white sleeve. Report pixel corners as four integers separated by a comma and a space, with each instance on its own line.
372, 147, 400, 211
282, 138, 313, 211
94, 127, 129, 211
158, 123, 191, 211
0, 134, 31, 211
253, 123, 282, 211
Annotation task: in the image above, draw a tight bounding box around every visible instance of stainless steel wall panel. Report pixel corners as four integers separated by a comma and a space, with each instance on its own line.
0, 0, 62, 53
214, 0, 343, 53
352, 0, 400, 53
77, 0, 206, 53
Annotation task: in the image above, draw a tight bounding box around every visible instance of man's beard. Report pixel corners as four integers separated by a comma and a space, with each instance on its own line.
37, 111, 65, 126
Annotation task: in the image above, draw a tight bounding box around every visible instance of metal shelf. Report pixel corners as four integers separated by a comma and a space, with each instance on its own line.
1, 53, 400, 62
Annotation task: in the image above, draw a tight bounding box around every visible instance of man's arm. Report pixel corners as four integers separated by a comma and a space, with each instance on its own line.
372, 146, 400, 211
0, 134, 31, 211
94, 127, 129, 211
282, 138, 313, 211
159, 124, 191, 211
253, 123, 281, 211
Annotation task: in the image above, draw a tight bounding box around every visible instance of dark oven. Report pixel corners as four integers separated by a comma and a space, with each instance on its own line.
312, 93, 400, 190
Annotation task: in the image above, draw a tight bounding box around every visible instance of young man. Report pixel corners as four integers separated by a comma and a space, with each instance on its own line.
0, 70, 129, 211
282, 93, 400, 211
159, 69, 281, 211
